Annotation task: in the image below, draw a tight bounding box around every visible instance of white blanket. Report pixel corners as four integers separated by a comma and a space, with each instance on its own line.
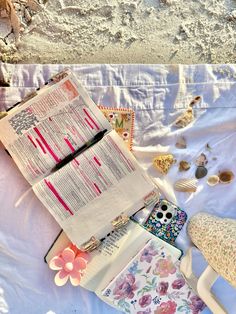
1, 64, 236, 314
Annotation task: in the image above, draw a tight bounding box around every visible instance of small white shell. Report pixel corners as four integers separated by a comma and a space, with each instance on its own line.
174, 179, 198, 192
207, 175, 219, 186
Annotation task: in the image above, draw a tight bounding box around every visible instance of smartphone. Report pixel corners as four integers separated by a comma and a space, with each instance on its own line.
143, 199, 187, 244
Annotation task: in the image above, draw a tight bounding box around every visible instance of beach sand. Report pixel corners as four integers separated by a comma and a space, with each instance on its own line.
0, 0, 236, 64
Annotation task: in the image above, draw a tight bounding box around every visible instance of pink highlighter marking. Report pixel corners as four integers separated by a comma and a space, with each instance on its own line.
94, 156, 101, 166
83, 108, 100, 130
94, 183, 101, 194
64, 138, 75, 152
44, 179, 74, 216
84, 117, 94, 130
73, 158, 80, 166
36, 139, 46, 154
27, 135, 37, 148
34, 127, 61, 163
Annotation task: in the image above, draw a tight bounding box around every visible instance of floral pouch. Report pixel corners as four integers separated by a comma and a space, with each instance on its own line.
102, 240, 206, 314
98, 106, 135, 151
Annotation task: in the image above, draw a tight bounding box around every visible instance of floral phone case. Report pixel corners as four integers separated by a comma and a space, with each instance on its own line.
143, 199, 187, 244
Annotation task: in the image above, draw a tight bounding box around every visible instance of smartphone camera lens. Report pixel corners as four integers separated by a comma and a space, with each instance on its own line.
166, 212, 172, 219
161, 205, 168, 211
157, 212, 163, 219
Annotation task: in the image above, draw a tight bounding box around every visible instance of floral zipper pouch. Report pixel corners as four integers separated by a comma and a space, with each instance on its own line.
102, 240, 206, 314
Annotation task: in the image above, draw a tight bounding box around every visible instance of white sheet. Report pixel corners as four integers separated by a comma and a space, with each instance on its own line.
1, 63, 236, 314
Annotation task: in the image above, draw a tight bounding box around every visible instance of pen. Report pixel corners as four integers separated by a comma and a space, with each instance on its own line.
51, 129, 107, 172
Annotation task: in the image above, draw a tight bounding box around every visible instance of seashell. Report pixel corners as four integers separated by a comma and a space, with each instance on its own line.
218, 170, 234, 184
195, 166, 208, 179
205, 143, 212, 152
189, 96, 201, 107
174, 108, 194, 128
153, 154, 175, 175
179, 160, 190, 172
174, 179, 198, 192
195, 153, 208, 166
207, 175, 219, 186
175, 136, 187, 149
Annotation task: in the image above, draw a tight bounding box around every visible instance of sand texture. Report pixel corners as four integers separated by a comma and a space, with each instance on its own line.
0, 0, 236, 63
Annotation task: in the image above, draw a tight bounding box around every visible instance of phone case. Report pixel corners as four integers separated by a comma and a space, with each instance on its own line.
143, 199, 187, 244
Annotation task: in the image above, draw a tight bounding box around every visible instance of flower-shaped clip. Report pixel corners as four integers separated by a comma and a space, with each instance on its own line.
49, 244, 89, 286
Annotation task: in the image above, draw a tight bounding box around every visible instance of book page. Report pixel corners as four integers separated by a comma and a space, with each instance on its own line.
33, 130, 156, 247
0, 71, 111, 185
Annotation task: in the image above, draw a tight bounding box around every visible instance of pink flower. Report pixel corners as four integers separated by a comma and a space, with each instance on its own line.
49, 245, 89, 286
156, 282, 169, 296
140, 246, 158, 263
153, 257, 176, 278
189, 295, 206, 314
154, 300, 177, 314
139, 294, 152, 308
113, 273, 138, 299
171, 278, 185, 290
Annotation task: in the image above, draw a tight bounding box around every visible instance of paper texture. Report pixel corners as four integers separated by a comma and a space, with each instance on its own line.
0, 71, 111, 185
103, 239, 206, 314
33, 130, 155, 247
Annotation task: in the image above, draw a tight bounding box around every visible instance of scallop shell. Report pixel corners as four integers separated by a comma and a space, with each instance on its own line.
174, 108, 194, 128
175, 136, 187, 149
174, 179, 198, 192
219, 171, 234, 184
207, 175, 219, 186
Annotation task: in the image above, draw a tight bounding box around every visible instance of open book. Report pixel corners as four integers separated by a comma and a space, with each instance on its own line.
0, 70, 157, 250
45, 220, 182, 309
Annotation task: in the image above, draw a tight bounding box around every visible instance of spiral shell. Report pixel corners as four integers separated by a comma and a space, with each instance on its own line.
174, 179, 198, 192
